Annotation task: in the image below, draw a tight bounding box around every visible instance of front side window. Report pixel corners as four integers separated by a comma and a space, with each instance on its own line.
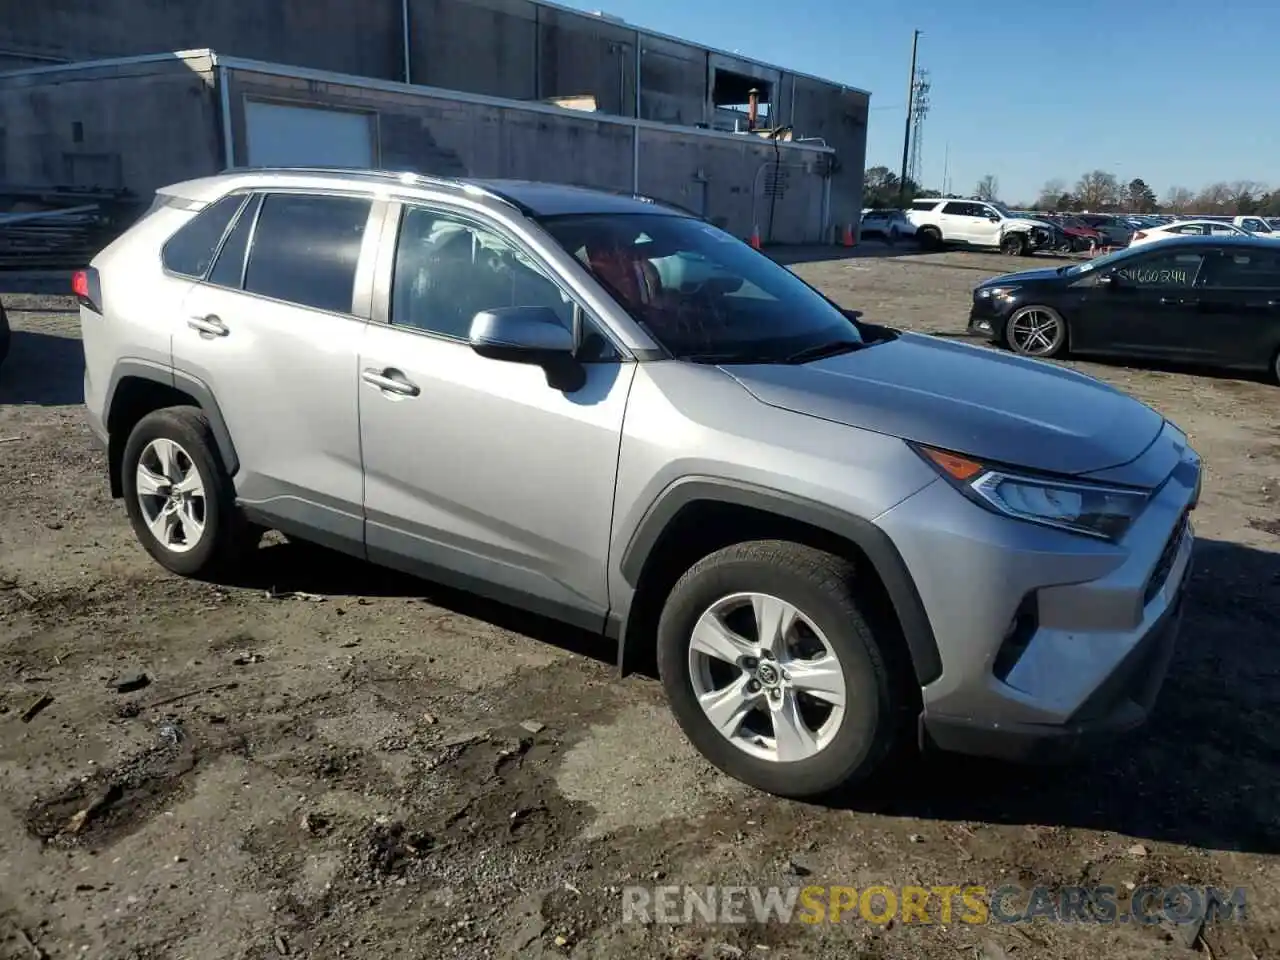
243, 193, 371, 314
391, 206, 618, 359
161, 193, 246, 278
1113, 251, 1205, 287
540, 212, 863, 363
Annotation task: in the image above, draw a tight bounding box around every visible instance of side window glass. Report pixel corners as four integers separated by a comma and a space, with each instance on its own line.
1114, 252, 1204, 288
243, 193, 371, 314
1202, 251, 1280, 289
208, 194, 261, 289
161, 194, 246, 278
942, 201, 972, 216
391, 207, 590, 343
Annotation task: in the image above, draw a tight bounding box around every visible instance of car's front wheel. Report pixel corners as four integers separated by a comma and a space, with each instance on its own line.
656, 541, 903, 799
1000, 232, 1027, 256
1006, 304, 1067, 359
121, 406, 258, 577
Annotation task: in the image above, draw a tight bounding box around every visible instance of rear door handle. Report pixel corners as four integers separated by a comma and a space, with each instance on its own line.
1159, 297, 1197, 306
188, 314, 229, 337
361, 368, 420, 397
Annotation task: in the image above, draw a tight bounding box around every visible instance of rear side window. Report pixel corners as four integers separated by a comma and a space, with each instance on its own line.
161, 194, 246, 278
243, 193, 371, 314
1202, 250, 1280, 289
208, 194, 262, 289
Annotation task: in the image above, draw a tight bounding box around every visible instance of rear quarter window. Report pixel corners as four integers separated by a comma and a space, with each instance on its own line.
160, 194, 247, 279
242, 193, 372, 314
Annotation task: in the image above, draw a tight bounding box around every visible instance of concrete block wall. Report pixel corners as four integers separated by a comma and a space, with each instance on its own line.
0, 0, 402, 80
0, 55, 221, 194
224, 66, 832, 242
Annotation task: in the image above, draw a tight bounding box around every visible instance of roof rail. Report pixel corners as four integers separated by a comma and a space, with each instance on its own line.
217, 166, 525, 211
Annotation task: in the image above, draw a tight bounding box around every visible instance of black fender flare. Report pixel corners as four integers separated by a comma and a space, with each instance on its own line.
617, 477, 943, 686
105, 360, 239, 475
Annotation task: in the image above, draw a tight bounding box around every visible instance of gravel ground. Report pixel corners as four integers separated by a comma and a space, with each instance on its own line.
1, 248, 1278, 960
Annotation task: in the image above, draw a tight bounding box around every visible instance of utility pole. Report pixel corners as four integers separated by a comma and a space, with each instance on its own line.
897, 29, 920, 204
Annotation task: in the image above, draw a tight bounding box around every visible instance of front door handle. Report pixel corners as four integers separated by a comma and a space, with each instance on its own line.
1159, 297, 1197, 306
188, 314, 229, 337
361, 368, 420, 397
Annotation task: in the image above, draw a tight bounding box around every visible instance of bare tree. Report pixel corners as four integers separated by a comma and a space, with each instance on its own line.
1164, 186, 1194, 213
1035, 178, 1066, 211
1228, 180, 1265, 214
1074, 170, 1120, 211
975, 175, 999, 202
1195, 182, 1232, 213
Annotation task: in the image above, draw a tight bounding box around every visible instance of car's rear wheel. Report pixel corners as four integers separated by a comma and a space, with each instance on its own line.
1006, 305, 1067, 359
917, 226, 941, 249
121, 406, 258, 577
656, 541, 903, 799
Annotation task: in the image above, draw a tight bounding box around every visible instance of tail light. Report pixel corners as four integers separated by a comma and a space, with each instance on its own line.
72, 267, 102, 314
1133, 231, 1147, 241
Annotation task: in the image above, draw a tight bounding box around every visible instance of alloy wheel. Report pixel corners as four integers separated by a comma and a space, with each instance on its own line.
135, 437, 207, 553
686, 592, 847, 763
1008, 307, 1064, 357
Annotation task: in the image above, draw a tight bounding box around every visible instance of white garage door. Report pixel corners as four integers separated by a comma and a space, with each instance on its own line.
244, 101, 375, 169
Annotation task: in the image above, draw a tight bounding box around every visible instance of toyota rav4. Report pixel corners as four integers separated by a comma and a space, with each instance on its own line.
78, 169, 1200, 799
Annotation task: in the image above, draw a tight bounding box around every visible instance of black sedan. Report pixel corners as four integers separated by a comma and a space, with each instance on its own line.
968, 236, 1280, 380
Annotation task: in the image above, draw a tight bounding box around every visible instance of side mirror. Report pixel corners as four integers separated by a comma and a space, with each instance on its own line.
469, 306, 575, 365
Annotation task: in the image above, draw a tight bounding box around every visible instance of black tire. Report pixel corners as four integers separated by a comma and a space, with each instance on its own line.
917, 226, 942, 250
1005, 304, 1068, 359
121, 406, 258, 577
656, 541, 904, 799
1000, 232, 1026, 257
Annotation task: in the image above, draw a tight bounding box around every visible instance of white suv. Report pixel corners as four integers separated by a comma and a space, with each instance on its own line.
907, 198, 1054, 256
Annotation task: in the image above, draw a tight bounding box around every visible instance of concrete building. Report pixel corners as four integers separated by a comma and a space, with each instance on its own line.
0, 0, 870, 243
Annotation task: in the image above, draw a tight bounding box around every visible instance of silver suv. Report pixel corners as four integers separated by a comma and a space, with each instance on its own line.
79, 169, 1200, 799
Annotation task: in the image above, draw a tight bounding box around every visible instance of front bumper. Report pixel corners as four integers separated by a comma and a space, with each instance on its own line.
876, 423, 1200, 762
966, 296, 1013, 341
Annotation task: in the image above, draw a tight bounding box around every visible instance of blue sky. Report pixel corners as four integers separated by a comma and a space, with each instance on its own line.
557, 0, 1277, 204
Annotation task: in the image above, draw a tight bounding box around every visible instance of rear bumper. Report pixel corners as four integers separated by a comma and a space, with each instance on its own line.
920, 582, 1186, 762
85, 371, 108, 450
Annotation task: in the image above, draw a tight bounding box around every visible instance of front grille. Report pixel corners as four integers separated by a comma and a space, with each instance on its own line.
1143, 511, 1189, 606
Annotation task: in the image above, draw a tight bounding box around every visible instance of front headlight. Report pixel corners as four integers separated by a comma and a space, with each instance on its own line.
914, 444, 1149, 541
976, 285, 1019, 300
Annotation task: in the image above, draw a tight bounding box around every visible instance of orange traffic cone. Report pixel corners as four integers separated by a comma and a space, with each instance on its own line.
842, 223, 856, 247
749, 224, 761, 249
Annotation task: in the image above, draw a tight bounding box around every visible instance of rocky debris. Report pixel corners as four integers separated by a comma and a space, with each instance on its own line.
112, 673, 150, 694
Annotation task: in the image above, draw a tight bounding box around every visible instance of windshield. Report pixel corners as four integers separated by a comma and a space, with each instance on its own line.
540, 212, 862, 362
1061, 245, 1139, 277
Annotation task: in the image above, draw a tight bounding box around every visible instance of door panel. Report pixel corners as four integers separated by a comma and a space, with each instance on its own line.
1188, 249, 1280, 367
1074, 249, 1207, 359
358, 204, 635, 628
175, 192, 379, 547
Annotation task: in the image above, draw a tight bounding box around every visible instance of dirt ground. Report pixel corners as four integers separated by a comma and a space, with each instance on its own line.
1, 248, 1278, 960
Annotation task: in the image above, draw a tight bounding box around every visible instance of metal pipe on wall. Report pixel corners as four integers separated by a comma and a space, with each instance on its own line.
216, 62, 235, 170
401, 0, 412, 84
632, 30, 641, 192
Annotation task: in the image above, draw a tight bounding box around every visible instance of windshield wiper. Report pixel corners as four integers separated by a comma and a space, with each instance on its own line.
783, 339, 867, 364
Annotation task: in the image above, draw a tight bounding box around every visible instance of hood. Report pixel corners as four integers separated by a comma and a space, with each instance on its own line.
723, 333, 1164, 477
1009, 216, 1056, 231
978, 266, 1064, 287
